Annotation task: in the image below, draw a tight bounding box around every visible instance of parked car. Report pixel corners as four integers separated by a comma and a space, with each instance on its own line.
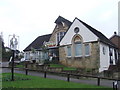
20, 58, 25, 62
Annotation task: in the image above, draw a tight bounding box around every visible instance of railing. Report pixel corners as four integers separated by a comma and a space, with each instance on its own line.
2, 66, 119, 89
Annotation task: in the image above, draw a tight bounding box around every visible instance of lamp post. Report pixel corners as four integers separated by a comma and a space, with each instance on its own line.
9, 34, 19, 81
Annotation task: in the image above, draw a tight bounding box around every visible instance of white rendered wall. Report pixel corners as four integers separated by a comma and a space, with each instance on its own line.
99, 43, 110, 72
99, 43, 116, 72
60, 19, 98, 45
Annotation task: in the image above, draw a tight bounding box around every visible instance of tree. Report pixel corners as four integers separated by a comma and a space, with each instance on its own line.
0, 33, 12, 61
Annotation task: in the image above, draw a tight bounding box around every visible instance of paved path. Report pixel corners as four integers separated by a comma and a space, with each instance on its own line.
1, 62, 9, 67
2, 68, 114, 88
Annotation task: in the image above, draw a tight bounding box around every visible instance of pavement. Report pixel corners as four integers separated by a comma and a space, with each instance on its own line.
2, 67, 114, 88
1, 61, 9, 67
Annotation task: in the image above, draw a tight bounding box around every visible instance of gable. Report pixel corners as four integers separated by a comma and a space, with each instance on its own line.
49, 16, 72, 45
60, 18, 98, 45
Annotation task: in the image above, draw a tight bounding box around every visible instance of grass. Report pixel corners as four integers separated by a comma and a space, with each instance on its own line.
16, 64, 24, 68
2, 73, 112, 89
16, 63, 77, 70
50, 64, 77, 71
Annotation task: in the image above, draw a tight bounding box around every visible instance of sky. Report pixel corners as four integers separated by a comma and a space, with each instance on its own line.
0, 0, 119, 51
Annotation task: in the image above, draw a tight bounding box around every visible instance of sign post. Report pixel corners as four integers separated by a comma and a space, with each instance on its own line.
9, 34, 18, 81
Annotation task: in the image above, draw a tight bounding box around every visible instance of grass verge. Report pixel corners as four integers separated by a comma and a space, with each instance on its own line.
50, 64, 77, 70
2, 73, 112, 89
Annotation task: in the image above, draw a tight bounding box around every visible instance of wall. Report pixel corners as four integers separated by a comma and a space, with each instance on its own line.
110, 35, 120, 49
60, 19, 98, 46
99, 42, 117, 72
59, 42, 100, 71
49, 23, 69, 45
99, 43, 110, 72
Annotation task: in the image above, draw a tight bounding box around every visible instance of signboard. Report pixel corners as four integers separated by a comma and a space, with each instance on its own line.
9, 34, 19, 50
44, 41, 56, 47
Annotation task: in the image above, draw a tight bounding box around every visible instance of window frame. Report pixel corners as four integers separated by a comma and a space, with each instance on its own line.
56, 32, 65, 44
84, 43, 90, 56
74, 42, 82, 57
66, 45, 72, 57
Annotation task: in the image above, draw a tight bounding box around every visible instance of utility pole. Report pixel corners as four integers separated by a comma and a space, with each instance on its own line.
117, 17, 120, 89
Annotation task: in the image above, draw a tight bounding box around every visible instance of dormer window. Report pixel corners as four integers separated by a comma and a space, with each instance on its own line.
62, 22, 65, 27
56, 22, 63, 29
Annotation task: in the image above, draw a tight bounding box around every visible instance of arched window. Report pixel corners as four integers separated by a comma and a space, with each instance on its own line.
73, 35, 83, 57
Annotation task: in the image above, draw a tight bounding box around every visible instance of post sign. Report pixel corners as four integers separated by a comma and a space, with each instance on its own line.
9, 34, 19, 81
9, 34, 18, 50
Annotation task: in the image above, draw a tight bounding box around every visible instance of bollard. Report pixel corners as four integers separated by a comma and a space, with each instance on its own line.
44, 71, 47, 78
25, 63, 28, 75
67, 73, 70, 82
26, 68, 28, 75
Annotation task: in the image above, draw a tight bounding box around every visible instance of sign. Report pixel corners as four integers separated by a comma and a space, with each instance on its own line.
44, 41, 56, 47
9, 34, 18, 50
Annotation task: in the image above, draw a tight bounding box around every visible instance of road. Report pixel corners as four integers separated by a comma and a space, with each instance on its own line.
2, 67, 114, 88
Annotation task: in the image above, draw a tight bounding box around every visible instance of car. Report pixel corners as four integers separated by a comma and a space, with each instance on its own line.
20, 58, 26, 62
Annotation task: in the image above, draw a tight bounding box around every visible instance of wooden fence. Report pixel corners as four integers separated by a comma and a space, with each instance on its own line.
2, 66, 119, 89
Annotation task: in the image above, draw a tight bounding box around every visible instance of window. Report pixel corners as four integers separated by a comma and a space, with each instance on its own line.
102, 47, 105, 55
85, 44, 90, 56
57, 32, 66, 43
109, 48, 113, 64
67, 46, 71, 56
114, 49, 118, 64
25, 52, 29, 60
75, 42, 82, 56
74, 27, 79, 33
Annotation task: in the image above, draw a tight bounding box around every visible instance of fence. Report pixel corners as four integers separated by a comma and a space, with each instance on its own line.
2, 66, 119, 89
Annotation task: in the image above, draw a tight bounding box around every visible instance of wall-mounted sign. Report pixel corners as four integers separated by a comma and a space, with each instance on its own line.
44, 41, 56, 47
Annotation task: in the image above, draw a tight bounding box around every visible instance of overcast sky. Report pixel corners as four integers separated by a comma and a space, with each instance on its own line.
0, 0, 119, 51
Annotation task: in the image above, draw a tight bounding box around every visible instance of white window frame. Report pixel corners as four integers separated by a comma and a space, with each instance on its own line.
56, 32, 65, 44
66, 45, 72, 57
74, 42, 82, 57
102, 46, 106, 55
85, 44, 90, 56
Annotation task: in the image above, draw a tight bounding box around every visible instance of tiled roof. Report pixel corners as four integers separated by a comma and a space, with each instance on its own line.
23, 34, 51, 51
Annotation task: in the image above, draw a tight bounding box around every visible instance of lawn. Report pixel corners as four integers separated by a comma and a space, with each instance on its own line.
2, 73, 112, 89
15, 63, 77, 71
16, 64, 24, 68
50, 64, 77, 70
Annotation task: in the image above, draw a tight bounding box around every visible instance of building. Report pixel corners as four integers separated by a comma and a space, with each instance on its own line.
24, 16, 119, 72
110, 32, 120, 49
109, 32, 120, 71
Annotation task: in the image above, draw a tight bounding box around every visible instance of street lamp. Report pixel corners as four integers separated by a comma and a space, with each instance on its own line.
9, 34, 19, 81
